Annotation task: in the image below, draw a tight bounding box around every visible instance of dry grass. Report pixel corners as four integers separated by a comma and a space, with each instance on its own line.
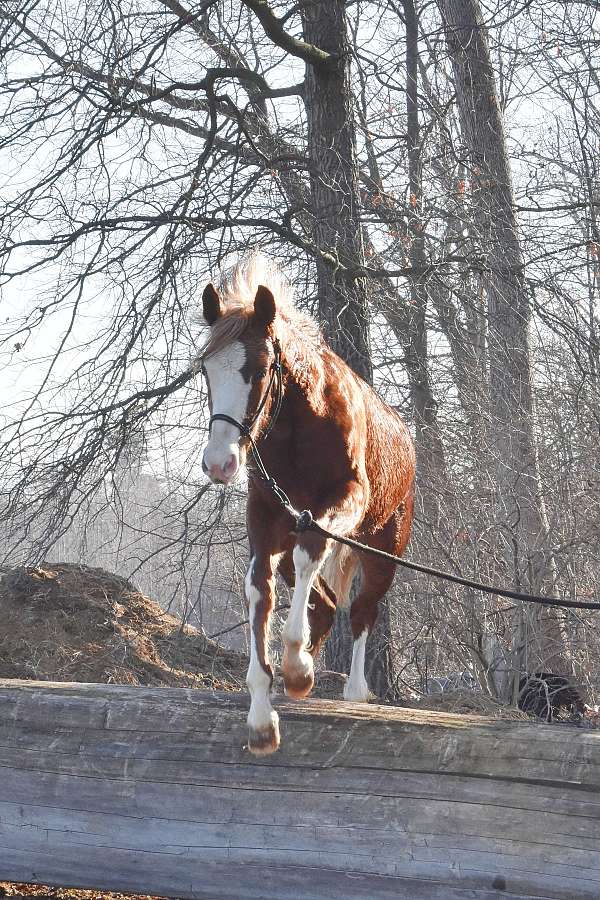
403, 688, 531, 720
0, 883, 167, 900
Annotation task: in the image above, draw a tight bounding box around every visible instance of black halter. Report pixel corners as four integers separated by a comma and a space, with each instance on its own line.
208, 338, 284, 443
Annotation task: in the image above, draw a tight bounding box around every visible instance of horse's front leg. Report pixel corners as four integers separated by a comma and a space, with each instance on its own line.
282, 533, 332, 699
281, 481, 365, 698
245, 553, 280, 755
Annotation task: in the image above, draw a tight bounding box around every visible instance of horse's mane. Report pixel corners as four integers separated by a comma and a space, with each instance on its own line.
196, 254, 322, 369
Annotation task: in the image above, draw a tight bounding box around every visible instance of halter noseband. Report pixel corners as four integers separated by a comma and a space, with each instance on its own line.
208, 337, 283, 443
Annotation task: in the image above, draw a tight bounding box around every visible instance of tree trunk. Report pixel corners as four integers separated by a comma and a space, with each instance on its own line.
302, 0, 394, 694
402, 0, 448, 512
438, 0, 570, 688
301, 0, 371, 382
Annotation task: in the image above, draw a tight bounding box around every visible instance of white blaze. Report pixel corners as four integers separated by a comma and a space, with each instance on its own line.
203, 341, 250, 474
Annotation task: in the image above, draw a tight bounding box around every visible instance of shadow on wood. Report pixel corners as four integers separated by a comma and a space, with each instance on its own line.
0, 680, 599, 899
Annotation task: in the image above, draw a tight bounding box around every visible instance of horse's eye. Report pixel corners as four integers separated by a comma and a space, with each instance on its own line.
252, 368, 267, 384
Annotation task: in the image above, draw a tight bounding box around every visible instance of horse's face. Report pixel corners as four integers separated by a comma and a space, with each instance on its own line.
200, 283, 276, 485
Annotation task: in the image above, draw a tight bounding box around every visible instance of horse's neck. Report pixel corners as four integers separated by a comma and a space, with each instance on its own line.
280, 336, 330, 398
279, 340, 356, 434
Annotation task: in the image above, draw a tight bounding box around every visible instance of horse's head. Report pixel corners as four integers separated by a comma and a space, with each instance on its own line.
200, 281, 278, 485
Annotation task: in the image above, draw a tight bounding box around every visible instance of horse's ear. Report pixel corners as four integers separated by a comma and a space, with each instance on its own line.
254, 285, 276, 327
202, 283, 221, 325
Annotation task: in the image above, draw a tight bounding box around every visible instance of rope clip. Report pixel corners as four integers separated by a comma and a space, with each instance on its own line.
295, 509, 314, 533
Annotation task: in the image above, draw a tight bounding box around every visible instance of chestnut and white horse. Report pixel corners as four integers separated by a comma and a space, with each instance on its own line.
197, 257, 415, 754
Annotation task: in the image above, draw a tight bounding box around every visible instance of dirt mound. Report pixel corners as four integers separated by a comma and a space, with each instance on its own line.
0, 562, 246, 691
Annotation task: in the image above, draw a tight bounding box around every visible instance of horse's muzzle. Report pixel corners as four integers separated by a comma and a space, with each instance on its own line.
202, 451, 239, 485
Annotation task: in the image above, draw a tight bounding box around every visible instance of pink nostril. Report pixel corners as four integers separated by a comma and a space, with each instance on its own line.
222, 455, 237, 477
207, 455, 238, 483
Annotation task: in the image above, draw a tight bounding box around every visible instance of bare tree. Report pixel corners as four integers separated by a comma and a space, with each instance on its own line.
1, 0, 600, 708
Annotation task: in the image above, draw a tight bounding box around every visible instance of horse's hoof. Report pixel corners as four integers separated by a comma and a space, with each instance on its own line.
248, 718, 280, 755
284, 668, 314, 699
283, 645, 314, 698
343, 680, 371, 703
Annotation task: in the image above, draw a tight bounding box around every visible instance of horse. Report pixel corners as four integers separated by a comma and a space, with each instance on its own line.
196, 256, 415, 755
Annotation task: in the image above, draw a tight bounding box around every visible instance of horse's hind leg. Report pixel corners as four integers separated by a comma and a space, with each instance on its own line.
344, 515, 401, 702
345, 559, 396, 701
308, 577, 337, 657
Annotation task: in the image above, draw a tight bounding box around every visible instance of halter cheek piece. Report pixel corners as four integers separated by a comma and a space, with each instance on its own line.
208, 338, 283, 443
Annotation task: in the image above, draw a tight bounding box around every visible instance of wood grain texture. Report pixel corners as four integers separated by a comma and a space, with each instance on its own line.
0, 680, 598, 899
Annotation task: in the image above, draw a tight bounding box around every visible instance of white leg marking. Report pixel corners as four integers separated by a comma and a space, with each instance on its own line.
281, 546, 325, 696
344, 628, 370, 702
245, 558, 279, 743
283, 547, 315, 647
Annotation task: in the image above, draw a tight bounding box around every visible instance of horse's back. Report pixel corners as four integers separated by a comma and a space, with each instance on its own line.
360, 380, 415, 535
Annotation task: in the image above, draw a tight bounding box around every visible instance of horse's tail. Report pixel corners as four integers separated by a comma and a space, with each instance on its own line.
321, 543, 361, 608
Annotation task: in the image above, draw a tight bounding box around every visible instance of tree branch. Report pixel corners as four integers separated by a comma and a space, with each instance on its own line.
239, 0, 335, 67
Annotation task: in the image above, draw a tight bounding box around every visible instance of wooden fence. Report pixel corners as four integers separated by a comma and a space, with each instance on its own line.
0, 679, 599, 899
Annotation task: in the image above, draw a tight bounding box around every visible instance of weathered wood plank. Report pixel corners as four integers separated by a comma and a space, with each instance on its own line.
0, 679, 598, 899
